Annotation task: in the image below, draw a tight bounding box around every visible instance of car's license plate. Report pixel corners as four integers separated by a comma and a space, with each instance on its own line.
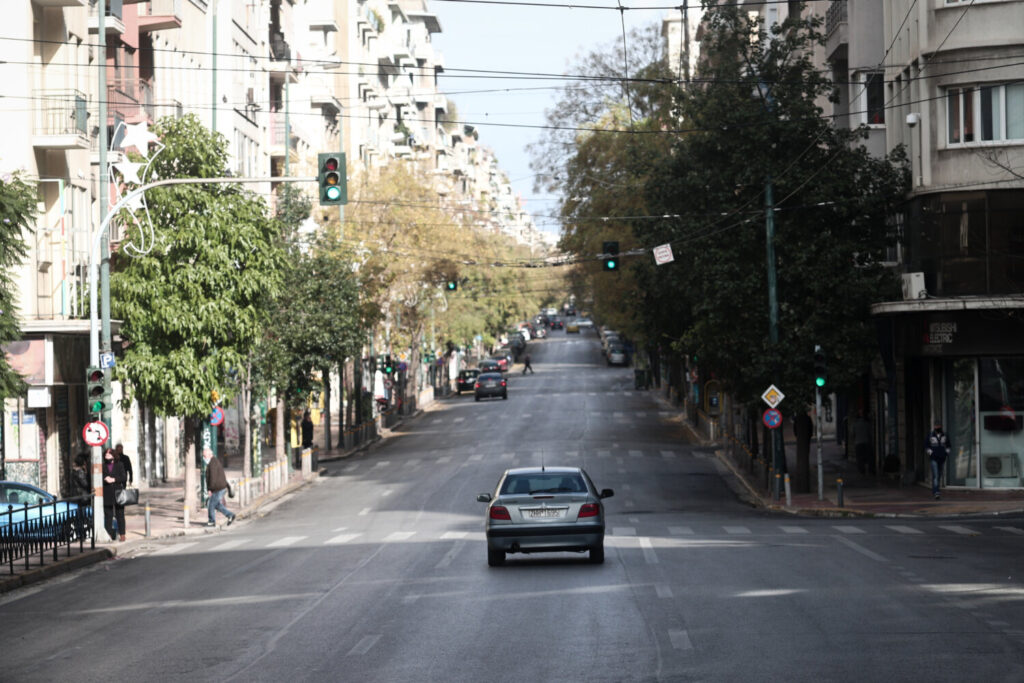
526, 508, 564, 519
486, 381, 496, 387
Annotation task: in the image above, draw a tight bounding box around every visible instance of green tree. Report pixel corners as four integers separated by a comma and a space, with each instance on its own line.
0, 170, 34, 397
109, 114, 288, 421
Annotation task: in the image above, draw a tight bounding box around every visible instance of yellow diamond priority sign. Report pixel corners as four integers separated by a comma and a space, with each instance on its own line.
761, 385, 785, 409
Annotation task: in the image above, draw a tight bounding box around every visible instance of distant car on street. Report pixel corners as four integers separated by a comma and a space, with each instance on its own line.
488, 355, 510, 372
576, 317, 594, 328
456, 369, 481, 394
476, 466, 613, 566
549, 317, 564, 330
607, 345, 627, 366
478, 359, 502, 374
566, 321, 580, 334
474, 372, 508, 401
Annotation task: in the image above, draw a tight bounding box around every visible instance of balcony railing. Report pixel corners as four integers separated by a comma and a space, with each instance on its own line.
826, 0, 847, 38
33, 90, 89, 139
107, 78, 154, 124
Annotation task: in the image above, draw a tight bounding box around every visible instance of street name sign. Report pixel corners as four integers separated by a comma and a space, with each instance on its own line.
761, 384, 785, 408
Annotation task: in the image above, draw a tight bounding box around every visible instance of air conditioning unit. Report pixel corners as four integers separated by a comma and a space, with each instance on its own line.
984, 453, 1017, 478
901, 272, 926, 300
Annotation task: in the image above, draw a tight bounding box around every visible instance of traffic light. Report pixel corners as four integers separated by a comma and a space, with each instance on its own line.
813, 345, 827, 388
317, 152, 347, 206
445, 280, 458, 291
86, 366, 111, 415
383, 355, 394, 375
602, 241, 619, 271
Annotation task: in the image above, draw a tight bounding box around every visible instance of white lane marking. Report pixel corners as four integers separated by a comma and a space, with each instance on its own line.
468, 454, 483, 462
661, 450, 676, 458
940, 525, 976, 535
151, 542, 199, 556
347, 635, 381, 656
435, 541, 464, 569
430, 419, 442, 424
724, 526, 751, 535
995, 526, 1024, 535
636, 411, 646, 418
886, 525, 923, 534
694, 453, 707, 460
523, 413, 532, 418
614, 412, 625, 418
402, 594, 421, 604
669, 629, 693, 650
656, 584, 674, 598
358, 508, 371, 516
669, 526, 694, 535
209, 539, 249, 552
384, 531, 416, 542
833, 526, 865, 534
266, 536, 306, 548
437, 456, 452, 464
624, 500, 635, 508
835, 535, 888, 563
343, 464, 359, 472
500, 452, 514, 460
628, 516, 639, 523
623, 392, 632, 397
640, 537, 658, 564
441, 531, 467, 539
333, 527, 348, 532
597, 450, 611, 458
454, 417, 466, 423
373, 461, 390, 468
589, 392, 598, 396
629, 450, 643, 458
325, 533, 362, 545
612, 527, 637, 536
403, 459, 419, 467
780, 526, 808, 534
381, 489, 393, 497
565, 450, 579, 458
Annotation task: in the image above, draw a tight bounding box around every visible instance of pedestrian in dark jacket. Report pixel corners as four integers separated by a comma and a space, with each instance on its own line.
522, 353, 534, 375
101, 447, 127, 541
926, 421, 950, 499
71, 453, 91, 498
203, 447, 235, 527
301, 410, 314, 449
114, 442, 134, 486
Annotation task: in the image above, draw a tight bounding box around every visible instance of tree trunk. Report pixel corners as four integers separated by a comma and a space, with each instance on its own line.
323, 365, 331, 451
242, 363, 252, 480
183, 418, 198, 524
275, 394, 285, 464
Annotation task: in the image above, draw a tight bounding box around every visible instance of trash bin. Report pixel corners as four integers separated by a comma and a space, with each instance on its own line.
634, 369, 647, 390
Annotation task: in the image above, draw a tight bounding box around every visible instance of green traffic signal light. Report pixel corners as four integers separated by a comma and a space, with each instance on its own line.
604, 259, 617, 271
813, 345, 827, 388
318, 153, 347, 206
86, 366, 111, 414
602, 240, 619, 271
446, 280, 457, 291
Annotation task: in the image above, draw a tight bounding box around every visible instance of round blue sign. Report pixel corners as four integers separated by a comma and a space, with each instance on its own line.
210, 406, 225, 426
762, 408, 782, 429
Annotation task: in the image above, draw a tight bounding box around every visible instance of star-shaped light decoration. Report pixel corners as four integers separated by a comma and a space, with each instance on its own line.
113, 160, 145, 185
119, 122, 160, 158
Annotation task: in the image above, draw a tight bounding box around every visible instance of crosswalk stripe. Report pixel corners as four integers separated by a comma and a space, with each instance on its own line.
623, 392, 632, 397
209, 539, 249, 552
614, 412, 625, 418
441, 531, 467, 539
995, 526, 1024, 535
500, 452, 514, 460
640, 537, 658, 564
886, 525, 922, 534
437, 456, 452, 464
453, 417, 465, 423
469, 454, 483, 462
597, 450, 611, 458
724, 526, 750, 535
636, 411, 646, 417
629, 450, 643, 458
266, 536, 306, 548
668, 526, 694, 535
655, 584, 674, 598
780, 526, 807, 534
384, 531, 416, 542
325, 533, 362, 545
373, 461, 390, 468
940, 525, 975, 535
833, 526, 865, 534
343, 464, 358, 472
565, 451, 579, 458
612, 527, 637, 536
151, 542, 198, 556
403, 459, 419, 467
669, 629, 693, 650
661, 450, 676, 458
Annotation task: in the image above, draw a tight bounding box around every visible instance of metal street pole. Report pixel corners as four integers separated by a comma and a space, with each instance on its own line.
765, 179, 783, 502
93, 0, 109, 520
816, 385, 824, 500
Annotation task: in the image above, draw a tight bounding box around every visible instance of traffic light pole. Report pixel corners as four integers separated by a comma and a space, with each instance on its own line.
765, 179, 783, 502
815, 386, 824, 501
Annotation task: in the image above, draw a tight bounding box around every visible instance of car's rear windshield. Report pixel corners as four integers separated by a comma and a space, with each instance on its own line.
501, 473, 586, 495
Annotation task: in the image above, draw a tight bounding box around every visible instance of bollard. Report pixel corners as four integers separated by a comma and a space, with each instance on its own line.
774, 472, 782, 502
184, 503, 190, 529
836, 478, 844, 507
784, 473, 792, 507
145, 500, 151, 537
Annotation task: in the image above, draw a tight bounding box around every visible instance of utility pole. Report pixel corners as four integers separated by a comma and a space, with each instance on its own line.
94, 0, 109, 517
765, 179, 783, 501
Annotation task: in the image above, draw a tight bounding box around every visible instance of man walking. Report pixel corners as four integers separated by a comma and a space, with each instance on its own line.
925, 420, 950, 500
522, 353, 534, 375
203, 447, 235, 527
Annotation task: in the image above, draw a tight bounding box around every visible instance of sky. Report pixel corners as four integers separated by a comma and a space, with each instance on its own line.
432, 0, 675, 241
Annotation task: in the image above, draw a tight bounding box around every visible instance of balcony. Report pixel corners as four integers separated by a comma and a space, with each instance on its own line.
89, 0, 125, 35
33, 90, 90, 150
138, 0, 183, 32
825, 0, 848, 61
34, 0, 87, 6
107, 78, 154, 125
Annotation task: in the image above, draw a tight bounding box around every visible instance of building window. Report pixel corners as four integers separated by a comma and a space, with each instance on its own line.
947, 84, 1024, 145
861, 72, 885, 126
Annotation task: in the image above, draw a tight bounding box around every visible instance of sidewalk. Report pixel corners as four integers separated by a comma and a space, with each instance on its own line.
0, 416, 399, 595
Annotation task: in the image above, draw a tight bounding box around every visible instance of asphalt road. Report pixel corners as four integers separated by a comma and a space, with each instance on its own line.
4, 328, 1024, 682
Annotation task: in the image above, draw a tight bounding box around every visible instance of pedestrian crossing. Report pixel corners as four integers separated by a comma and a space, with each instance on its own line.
146, 522, 1024, 557
426, 411, 676, 427
335, 447, 703, 468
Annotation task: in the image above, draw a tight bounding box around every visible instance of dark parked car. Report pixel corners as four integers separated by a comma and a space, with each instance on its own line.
478, 359, 502, 374
456, 369, 481, 394
476, 466, 613, 566
474, 372, 508, 401
488, 355, 509, 372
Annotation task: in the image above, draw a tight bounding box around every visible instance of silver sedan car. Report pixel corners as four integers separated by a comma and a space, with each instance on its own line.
476, 466, 613, 566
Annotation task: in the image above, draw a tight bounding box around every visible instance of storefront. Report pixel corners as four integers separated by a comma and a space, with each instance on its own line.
878, 304, 1024, 489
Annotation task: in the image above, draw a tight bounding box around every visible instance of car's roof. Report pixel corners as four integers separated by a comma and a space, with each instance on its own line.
478, 371, 504, 379
503, 466, 582, 475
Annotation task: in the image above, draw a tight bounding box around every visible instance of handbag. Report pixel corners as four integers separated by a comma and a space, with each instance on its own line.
228, 484, 235, 499
114, 487, 139, 506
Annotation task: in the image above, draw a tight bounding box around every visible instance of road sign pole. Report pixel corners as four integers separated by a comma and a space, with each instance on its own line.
816, 386, 824, 501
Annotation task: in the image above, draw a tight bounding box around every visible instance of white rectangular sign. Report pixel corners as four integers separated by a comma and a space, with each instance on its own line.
653, 243, 674, 265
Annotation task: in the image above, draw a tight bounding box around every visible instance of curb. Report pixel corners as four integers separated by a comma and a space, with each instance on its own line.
0, 547, 114, 594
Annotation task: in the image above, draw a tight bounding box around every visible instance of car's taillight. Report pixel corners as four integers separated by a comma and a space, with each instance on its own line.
490, 505, 511, 520
474, 382, 481, 388
578, 503, 599, 518
501, 380, 507, 387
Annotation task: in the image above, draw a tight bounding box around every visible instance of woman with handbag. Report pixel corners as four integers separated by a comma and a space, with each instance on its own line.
101, 447, 128, 542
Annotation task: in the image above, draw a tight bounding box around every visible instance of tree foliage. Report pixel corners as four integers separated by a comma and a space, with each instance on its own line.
110, 114, 288, 418
0, 170, 34, 397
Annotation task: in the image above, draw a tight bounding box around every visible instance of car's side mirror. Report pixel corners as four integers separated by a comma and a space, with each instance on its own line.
599, 489, 614, 499
477, 493, 492, 503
